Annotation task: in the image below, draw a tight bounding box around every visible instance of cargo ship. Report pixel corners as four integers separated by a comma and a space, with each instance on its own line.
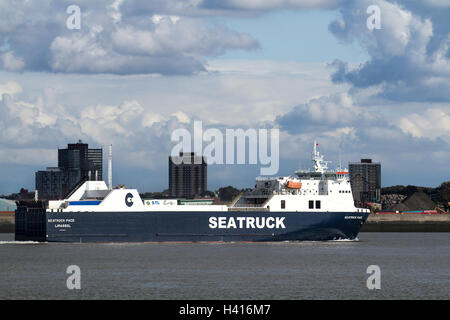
15, 142, 370, 242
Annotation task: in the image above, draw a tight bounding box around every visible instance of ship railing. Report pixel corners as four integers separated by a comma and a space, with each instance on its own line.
247, 189, 303, 196
228, 207, 270, 212
233, 203, 266, 208
245, 190, 276, 196
255, 176, 285, 181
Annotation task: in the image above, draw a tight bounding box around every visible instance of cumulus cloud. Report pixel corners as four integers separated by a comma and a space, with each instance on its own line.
0, 81, 22, 97
276, 92, 381, 133
0, 1, 259, 75
0, 92, 76, 148
1, 52, 25, 72
398, 108, 450, 141
275, 90, 450, 153
0, 89, 177, 159
111, 18, 258, 57
329, 0, 450, 102
2, 0, 447, 84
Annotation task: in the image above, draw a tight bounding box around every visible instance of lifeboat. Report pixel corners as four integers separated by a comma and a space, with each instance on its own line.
286, 181, 302, 189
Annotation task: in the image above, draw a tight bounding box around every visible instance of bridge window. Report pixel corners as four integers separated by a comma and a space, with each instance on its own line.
309, 200, 314, 209
281, 200, 286, 209
316, 200, 321, 209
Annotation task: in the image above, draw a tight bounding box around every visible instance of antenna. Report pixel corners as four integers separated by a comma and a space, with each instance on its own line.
312, 140, 331, 173
313, 140, 317, 158
108, 144, 112, 190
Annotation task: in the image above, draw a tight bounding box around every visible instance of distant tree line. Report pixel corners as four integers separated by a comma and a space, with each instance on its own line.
0, 188, 35, 201
217, 186, 241, 202
381, 182, 450, 206
139, 190, 170, 199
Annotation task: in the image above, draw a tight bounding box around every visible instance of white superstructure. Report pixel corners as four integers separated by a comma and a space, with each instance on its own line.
232, 141, 369, 213
47, 142, 368, 214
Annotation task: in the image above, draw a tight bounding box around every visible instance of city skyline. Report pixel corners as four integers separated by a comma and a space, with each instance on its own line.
0, 0, 449, 194
5, 138, 449, 197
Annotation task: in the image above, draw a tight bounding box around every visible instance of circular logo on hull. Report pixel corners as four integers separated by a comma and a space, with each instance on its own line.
125, 193, 134, 207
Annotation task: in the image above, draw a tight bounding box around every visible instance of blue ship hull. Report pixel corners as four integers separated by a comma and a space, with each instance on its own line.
15, 207, 369, 242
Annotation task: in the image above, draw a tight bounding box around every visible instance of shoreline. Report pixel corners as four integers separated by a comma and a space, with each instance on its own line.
361, 213, 450, 232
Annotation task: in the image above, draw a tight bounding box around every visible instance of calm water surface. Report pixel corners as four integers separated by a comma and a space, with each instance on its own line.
0, 233, 448, 299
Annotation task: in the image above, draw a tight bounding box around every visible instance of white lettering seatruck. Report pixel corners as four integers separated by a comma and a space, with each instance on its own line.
209, 217, 286, 229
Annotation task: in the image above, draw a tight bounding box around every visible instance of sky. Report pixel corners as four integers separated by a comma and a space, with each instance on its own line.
0, 0, 449, 194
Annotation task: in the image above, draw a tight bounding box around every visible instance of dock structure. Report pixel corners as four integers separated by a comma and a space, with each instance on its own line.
361, 213, 450, 232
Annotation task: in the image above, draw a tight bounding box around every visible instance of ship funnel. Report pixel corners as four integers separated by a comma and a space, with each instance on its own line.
108, 144, 112, 190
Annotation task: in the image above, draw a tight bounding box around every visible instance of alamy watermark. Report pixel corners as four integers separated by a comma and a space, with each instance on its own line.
171, 121, 279, 175
66, 5, 81, 30
66, 265, 81, 290
366, 265, 381, 290
366, 5, 381, 30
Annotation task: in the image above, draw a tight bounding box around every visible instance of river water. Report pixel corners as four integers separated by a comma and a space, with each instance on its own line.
0, 233, 448, 299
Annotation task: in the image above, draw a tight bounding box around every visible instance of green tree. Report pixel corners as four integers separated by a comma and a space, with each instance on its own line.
437, 182, 450, 204
217, 186, 240, 202
201, 190, 215, 198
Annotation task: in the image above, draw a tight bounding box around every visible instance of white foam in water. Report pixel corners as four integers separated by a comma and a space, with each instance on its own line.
331, 237, 360, 242
0, 241, 44, 245
277, 237, 360, 244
